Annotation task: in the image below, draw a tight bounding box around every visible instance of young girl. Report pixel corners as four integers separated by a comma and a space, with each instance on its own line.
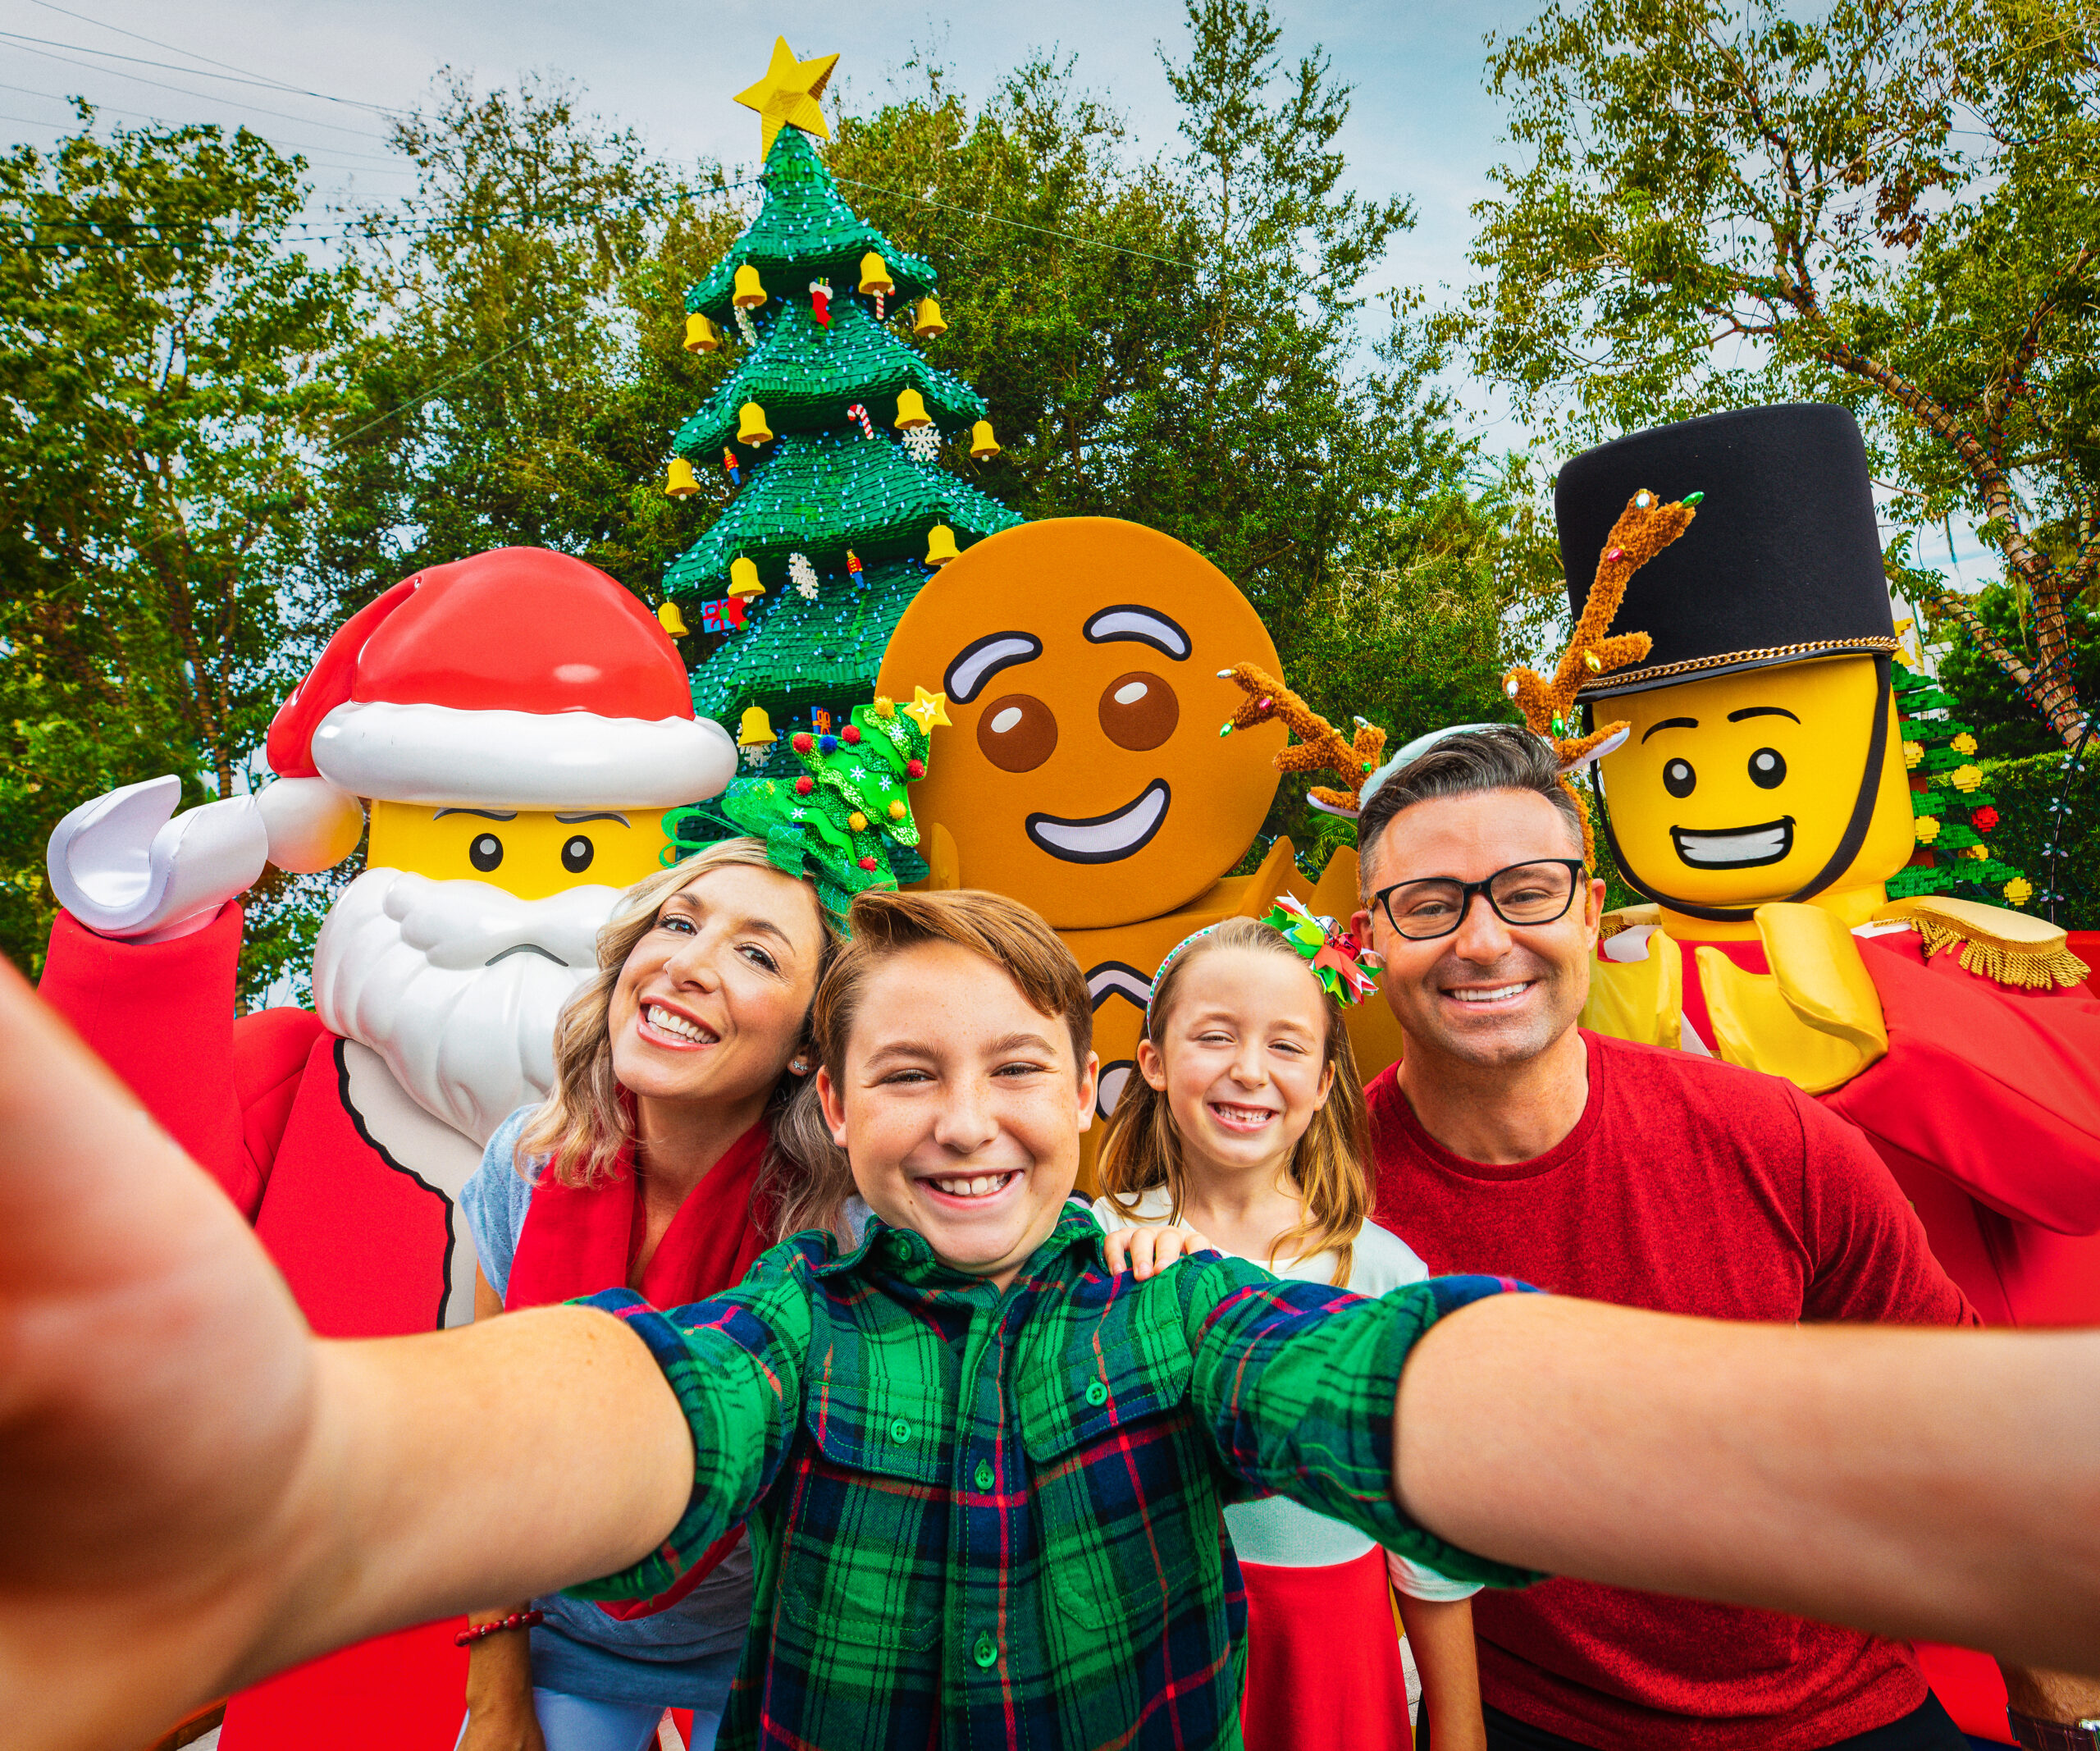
1096, 905, 1486, 1751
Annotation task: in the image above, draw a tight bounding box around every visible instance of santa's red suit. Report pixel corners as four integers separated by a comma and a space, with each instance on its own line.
39, 548, 733, 1749
1605, 915, 2100, 1740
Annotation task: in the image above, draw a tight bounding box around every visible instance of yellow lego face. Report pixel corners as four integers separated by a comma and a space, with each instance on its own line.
1596, 656, 1914, 911
365, 802, 672, 901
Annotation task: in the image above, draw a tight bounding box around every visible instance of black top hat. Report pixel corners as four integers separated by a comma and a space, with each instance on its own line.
1557, 403, 1898, 700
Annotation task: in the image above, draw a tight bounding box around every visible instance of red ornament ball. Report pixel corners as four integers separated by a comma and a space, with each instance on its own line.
1970, 805, 1999, 834
906, 758, 924, 779
794, 775, 814, 796
858, 855, 879, 871
792, 733, 813, 753
843, 725, 862, 745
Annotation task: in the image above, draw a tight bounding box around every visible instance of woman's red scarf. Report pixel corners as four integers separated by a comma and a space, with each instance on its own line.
507, 1112, 773, 1619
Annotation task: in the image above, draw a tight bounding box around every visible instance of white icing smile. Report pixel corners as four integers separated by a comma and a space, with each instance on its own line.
1025, 780, 1171, 864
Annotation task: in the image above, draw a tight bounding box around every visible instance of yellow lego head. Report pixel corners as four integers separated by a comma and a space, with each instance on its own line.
365, 803, 673, 901
1597, 655, 1914, 921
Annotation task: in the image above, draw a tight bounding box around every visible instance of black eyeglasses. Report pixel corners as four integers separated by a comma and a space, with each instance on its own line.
1369, 859, 1587, 941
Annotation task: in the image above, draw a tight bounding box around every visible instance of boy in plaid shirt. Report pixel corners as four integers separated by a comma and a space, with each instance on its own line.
567, 889, 1529, 1750
6, 889, 2100, 1751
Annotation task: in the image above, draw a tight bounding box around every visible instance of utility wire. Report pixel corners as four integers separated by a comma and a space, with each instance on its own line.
328, 328, 537, 446
26, 0, 408, 117
833, 173, 1187, 267
2, 37, 395, 141
0, 83, 414, 167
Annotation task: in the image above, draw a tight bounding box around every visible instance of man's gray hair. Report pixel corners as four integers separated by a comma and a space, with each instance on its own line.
1356, 726, 1586, 894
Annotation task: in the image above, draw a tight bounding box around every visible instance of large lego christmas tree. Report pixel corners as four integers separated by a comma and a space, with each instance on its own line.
667, 39, 1020, 765
1888, 659, 2034, 906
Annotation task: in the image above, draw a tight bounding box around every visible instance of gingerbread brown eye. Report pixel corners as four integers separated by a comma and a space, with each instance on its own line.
1098, 671, 1178, 751
978, 693, 1058, 772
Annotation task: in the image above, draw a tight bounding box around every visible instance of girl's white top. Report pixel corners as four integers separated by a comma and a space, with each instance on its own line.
1090, 1186, 1481, 1602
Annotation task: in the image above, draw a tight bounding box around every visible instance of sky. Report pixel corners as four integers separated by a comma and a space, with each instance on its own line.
0, 0, 1994, 581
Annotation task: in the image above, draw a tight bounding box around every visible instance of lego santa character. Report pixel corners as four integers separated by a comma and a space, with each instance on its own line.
39, 546, 733, 1749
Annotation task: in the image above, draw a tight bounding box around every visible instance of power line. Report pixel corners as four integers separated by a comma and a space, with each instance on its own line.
0, 82, 413, 167
25, 0, 407, 117
329, 328, 538, 446
2, 37, 395, 141
0, 29, 403, 117
832, 174, 1187, 267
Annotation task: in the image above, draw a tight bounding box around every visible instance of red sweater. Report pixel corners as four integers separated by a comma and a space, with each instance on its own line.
1367, 1031, 1975, 1751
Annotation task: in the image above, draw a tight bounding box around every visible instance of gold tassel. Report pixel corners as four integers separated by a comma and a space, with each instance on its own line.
1906, 917, 2092, 990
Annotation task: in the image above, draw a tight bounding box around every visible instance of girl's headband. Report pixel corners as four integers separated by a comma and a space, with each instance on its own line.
1144, 898, 1383, 1037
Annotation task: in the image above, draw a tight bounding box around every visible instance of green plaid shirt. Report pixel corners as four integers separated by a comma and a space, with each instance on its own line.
576, 1201, 1532, 1751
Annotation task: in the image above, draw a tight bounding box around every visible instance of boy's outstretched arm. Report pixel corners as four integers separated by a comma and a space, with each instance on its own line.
0, 958, 695, 1751
1395, 1292, 2100, 1671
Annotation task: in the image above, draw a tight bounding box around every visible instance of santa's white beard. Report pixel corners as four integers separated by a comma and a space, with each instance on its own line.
312, 869, 616, 1143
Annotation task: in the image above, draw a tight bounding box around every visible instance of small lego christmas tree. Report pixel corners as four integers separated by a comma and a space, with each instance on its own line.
668, 689, 945, 918
1887, 661, 2034, 907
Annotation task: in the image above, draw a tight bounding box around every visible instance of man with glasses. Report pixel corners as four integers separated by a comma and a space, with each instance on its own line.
1349, 725, 1978, 1751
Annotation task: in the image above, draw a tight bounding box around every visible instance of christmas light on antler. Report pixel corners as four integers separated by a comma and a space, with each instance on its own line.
1500, 487, 1701, 859
1217, 662, 1388, 817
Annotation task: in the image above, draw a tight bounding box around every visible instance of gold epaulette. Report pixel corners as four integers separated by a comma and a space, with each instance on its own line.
1598, 903, 1661, 943
1870, 894, 2092, 991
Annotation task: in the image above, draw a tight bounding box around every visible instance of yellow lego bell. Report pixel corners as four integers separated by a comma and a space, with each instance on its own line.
858, 251, 894, 297
737, 704, 778, 747
969, 419, 1000, 460
664, 457, 701, 498
912, 296, 947, 338
732, 264, 767, 309
682, 313, 719, 354
737, 402, 774, 446
658, 601, 690, 637
728, 556, 765, 599
893, 388, 932, 430
924, 523, 961, 567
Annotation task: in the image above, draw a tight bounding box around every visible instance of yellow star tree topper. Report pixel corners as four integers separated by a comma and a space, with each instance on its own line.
734, 37, 840, 158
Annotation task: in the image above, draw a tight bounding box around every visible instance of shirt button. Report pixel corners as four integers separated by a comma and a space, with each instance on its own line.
890, 1416, 911, 1442
973, 1630, 998, 1668
974, 1459, 994, 1491
1084, 1379, 1109, 1407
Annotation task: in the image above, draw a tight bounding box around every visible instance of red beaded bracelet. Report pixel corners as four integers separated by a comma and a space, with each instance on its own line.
454, 1609, 544, 1648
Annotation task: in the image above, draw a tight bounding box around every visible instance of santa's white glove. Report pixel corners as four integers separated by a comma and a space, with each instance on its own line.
48, 775, 362, 942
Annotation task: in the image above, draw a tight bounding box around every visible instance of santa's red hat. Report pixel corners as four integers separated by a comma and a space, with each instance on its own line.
266, 548, 734, 808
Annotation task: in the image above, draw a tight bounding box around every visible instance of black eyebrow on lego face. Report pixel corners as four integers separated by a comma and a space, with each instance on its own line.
554, 811, 631, 825
1082, 606, 1191, 661
434, 807, 518, 821
1727, 706, 1801, 724
1640, 717, 1700, 744
945, 631, 1043, 703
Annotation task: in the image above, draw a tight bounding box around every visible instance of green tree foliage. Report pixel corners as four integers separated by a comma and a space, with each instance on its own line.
0, 112, 355, 988
831, 3, 1476, 682
1933, 582, 2100, 757
306, 74, 750, 627
1465, 0, 2100, 746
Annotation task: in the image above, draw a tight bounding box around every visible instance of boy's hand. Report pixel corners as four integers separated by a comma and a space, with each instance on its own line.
0, 957, 322, 1751
1101, 1224, 1213, 1279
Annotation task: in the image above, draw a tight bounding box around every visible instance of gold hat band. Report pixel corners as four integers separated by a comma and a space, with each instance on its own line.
1577, 636, 1901, 697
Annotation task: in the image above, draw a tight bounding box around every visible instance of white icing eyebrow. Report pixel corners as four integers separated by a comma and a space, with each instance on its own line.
945, 631, 1043, 703
1082, 606, 1190, 660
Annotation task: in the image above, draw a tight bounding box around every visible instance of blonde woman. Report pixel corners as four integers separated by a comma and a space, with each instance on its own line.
456, 840, 842, 1751
1096, 912, 1485, 1751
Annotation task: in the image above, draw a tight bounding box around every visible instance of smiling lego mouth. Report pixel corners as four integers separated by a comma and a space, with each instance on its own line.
1025, 780, 1171, 864
1670, 818, 1794, 869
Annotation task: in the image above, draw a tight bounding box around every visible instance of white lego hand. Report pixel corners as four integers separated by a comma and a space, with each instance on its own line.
47, 775, 269, 940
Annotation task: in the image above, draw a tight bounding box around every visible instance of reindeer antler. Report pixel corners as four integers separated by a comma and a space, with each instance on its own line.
1500, 487, 1701, 862
1217, 662, 1387, 816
